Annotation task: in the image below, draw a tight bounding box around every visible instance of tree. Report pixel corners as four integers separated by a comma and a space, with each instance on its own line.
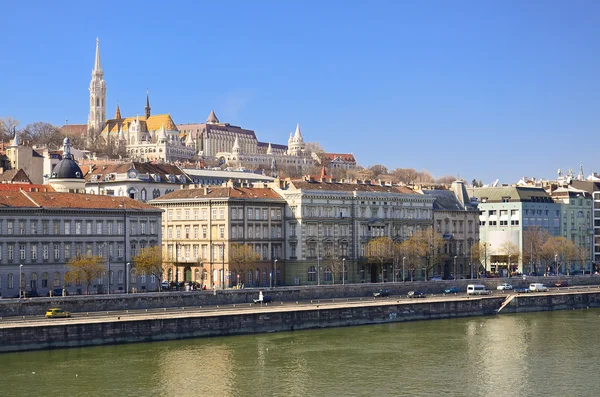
522, 227, 551, 275
0, 117, 19, 142
357, 167, 375, 181
229, 244, 260, 286
305, 142, 327, 163
21, 121, 57, 143
390, 168, 418, 185
365, 237, 393, 282
499, 241, 520, 276
542, 237, 576, 275
369, 164, 388, 178
412, 227, 445, 280
64, 254, 105, 295
132, 246, 165, 292
323, 252, 345, 284
416, 169, 434, 183
398, 237, 427, 281
473, 242, 492, 275
435, 175, 457, 184
575, 245, 590, 275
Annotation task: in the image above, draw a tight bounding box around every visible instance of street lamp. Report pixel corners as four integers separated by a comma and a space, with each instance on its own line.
221, 243, 225, 290
126, 262, 130, 294
342, 258, 346, 285
554, 253, 558, 275
454, 255, 457, 280
19, 264, 23, 299
317, 255, 321, 286
274, 259, 278, 288
402, 257, 406, 282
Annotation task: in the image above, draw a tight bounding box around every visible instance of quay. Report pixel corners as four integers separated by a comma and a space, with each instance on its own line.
2, 278, 600, 353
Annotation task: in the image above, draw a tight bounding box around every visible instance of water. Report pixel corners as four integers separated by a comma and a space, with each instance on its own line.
2, 309, 600, 397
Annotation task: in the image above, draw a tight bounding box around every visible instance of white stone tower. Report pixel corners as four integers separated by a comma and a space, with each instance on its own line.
88, 38, 107, 135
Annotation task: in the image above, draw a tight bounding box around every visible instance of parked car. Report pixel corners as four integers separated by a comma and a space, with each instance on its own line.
554, 281, 569, 287
253, 291, 273, 304
444, 287, 460, 294
497, 283, 513, 291
408, 291, 427, 298
24, 290, 40, 298
161, 281, 170, 290
514, 287, 530, 293
430, 277, 443, 281
45, 308, 71, 318
373, 289, 391, 297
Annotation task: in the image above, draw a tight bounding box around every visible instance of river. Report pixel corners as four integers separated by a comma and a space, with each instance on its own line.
2, 309, 599, 397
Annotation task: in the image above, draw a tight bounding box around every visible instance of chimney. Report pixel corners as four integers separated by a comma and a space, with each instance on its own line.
204, 187, 209, 195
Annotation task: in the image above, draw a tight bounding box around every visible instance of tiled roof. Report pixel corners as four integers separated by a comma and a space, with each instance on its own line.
102, 114, 178, 134
0, 184, 54, 192
289, 180, 418, 194
323, 153, 356, 162
152, 187, 284, 201
0, 169, 32, 183
60, 124, 87, 137
422, 190, 465, 211
0, 191, 159, 211
85, 162, 190, 183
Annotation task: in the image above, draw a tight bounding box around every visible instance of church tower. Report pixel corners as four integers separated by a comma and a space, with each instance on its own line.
88, 38, 107, 135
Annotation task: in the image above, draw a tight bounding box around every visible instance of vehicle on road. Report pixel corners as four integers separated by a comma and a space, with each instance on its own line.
408, 291, 427, 298
529, 283, 548, 292
444, 287, 460, 294
430, 277, 443, 281
497, 283, 513, 291
466, 284, 491, 295
554, 281, 569, 287
45, 308, 71, 318
514, 287, 530, 293
161, 281, 169, 290
373, 289, 391, 297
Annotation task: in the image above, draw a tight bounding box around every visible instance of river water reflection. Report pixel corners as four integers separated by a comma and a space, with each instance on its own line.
2, 309, 600, 397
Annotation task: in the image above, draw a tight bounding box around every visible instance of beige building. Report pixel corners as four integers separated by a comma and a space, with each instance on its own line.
3, 132, 44, 184
149, 186, 286, 288
421, 180, 480, 278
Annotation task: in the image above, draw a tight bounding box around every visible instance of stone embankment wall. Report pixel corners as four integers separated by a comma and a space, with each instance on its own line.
2, 276, 600, 317
2, 290, 600, 353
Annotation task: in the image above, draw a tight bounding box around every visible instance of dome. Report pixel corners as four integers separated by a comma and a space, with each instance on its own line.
51, 159, 84, 179
50, 137, 84, 179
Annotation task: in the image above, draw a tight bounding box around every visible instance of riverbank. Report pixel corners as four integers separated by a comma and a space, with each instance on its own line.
2, 289, 600, 353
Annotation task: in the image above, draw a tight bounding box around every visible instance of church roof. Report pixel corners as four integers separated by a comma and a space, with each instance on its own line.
207, 110, 219, 124
102, 114, 178, 134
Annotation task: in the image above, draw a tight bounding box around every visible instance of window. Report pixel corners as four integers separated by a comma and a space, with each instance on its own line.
64, 244, 71, 259
86, 222, 92, 235
202, 209, 207, 220
256, 210, 260, 220
220, 209, 225, 219
202, 226, 207, 238
108, 223, 113, 235
212, 209, 217, 220
150, 222, 156, 234
8, 245, 13, 260
176, 210, 181, 220
117, 222, 123, 235
31, 222, 37, 235
42, 272, 48, 288
168, 211, 173, 221
511, 220, 519, 226
194, 209, 199, 220
42, 221, 48, 234
43, 244, 49, 260
19, 221, 25, 234
75, 221, 81, 235
31, 245, 37, 260
7, 220, 13, 234
219, 226, 225, 238
141, 223, 146, 235
324, 267, 332, 281
276, 209, 281, 220
118, 245, 123, 258
97, 222, 103, 234
8, 273, 14, 289
65, 222, 71, 235
248, 208, 253, 219
54, 244, 60, 260
185, 210, 190, 220
20, 245, 26, 260
263, 209, 268, 220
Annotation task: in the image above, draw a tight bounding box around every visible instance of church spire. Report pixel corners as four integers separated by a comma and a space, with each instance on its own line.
94, 37, 102, 73
207, 110, 219, 124
145, 89, 151, 119
115, 104, 121, 119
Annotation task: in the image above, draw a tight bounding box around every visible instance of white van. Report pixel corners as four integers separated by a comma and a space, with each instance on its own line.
467, 284, 491, 295
529, 283, 548, 292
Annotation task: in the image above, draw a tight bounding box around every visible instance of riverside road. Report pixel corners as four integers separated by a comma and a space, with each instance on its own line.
1, 284, 597, 328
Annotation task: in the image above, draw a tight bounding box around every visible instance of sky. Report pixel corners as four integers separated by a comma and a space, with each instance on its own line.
1, 0, 599, 184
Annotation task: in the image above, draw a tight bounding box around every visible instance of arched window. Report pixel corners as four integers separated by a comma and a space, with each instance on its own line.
308, 266, 316, 282
118, 270, 124, 285
248, 270, 253, 285
42, 272, 49, 288
130, 269, 137, 286
30, 272, 38, 290
141, 189, 147, 201
324, 267, 332, 282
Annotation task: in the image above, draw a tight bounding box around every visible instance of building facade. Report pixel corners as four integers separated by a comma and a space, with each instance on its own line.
472, 186, 561, 275
149, 186, 286, 289
0, 191, 162, 298
421, 180, 480, 279
270, 177, 435, 286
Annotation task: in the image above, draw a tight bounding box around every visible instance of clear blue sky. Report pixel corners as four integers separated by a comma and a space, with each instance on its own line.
2, 0, 599, 184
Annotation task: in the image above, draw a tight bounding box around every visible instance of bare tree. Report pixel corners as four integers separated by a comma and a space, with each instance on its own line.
229, 244, 260, 286
369, 164, 388, 178
365, 237, 393, 282
399, 237, 427, 281
499, 241, 520, 276
522, 227, 551, 275
416, 169, 434, 183
323, 252, 345, 284
435, 175, 458, 184
64, 254, 105, 295
390, 168, 418, 185
412, 227, 445, 280
0, 117, 19, 142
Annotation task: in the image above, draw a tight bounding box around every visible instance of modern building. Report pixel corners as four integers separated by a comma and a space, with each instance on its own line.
270, 175, 435, 285
421, 180, 480, 278
471, 186, 561, 275
148, 185, 286, 289
0, 191, 162, 298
